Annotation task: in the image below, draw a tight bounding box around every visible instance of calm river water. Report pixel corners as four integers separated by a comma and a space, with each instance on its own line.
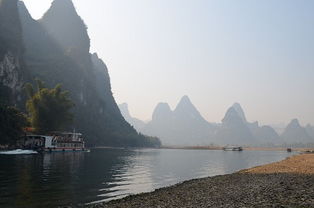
0, 148, 294, 207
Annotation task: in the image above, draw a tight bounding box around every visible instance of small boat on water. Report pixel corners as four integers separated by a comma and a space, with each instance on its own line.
20, 131, 89, 153
223, 146, 243, 151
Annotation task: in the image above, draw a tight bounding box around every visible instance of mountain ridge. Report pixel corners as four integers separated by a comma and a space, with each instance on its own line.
126, 99, 312, 146
141, 95, 215, 145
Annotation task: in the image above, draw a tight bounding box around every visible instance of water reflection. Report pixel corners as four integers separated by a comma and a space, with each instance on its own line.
0, 149, 295, 208
102, 150, 158, 201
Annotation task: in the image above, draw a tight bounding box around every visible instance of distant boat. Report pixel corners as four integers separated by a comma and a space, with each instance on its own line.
20, 131, 89, 153
223, 146, 243, 151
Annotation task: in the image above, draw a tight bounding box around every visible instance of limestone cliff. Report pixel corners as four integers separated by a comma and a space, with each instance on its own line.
0, 0, 25, 104
0, 0, 161, 147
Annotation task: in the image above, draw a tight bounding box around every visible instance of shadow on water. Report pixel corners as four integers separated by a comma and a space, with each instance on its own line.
0, 149, 138, 208
0, 148, 294, 208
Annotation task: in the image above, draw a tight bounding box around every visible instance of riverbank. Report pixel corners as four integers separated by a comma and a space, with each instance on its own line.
88, 153, 314, 208
242, 153, 314, 174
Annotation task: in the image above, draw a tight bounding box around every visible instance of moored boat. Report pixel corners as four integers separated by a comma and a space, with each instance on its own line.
20, 132, 89, 152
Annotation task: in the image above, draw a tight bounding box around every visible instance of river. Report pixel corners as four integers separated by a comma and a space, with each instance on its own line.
0, 148, 294, 207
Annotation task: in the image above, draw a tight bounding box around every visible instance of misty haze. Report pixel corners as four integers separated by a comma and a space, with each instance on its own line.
0, 0, 314, 207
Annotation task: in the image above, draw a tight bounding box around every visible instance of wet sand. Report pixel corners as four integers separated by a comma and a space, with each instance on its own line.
88, 154, 314, 208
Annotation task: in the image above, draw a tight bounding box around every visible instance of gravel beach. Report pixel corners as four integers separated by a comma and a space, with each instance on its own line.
87, 154, 314, 208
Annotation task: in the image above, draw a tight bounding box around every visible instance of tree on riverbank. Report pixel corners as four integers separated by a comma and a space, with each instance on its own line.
25, 79, 74, 133
0, 105, 28, 145
0, 85, 28, 146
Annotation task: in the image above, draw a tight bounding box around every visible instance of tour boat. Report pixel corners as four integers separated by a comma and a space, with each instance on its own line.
21, 132, 88, 152
223, 146, 243, 151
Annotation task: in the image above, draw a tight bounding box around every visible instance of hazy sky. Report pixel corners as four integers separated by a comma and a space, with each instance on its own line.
23, 0, 314, 125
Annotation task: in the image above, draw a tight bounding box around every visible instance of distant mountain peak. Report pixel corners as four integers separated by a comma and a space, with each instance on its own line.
42, 0, 77, 19
232, 102, 247, 122
218, 106, 254, 145
51, 0, 75, 11
42, 0, 79, 25
174, 95, 207, 122
232, 102, 241, 107
154, 102, 171, 111
281, 118, 312, 143
40, 0, 90, 54
152, 102, 172, 121
175, 95, 192, 108
288, 118, 301, 128
175, 95, 195, 111
222, 107, 241, 123
181, 95, 191, 102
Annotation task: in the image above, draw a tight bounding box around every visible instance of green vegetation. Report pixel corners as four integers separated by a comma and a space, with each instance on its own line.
138, 134, 162, 148
25, 79, 74, 134
0, 104, 27, 146
0, 76, 27, 146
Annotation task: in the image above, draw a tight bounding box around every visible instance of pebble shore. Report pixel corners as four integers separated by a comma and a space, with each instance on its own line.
87, 154, 314, 208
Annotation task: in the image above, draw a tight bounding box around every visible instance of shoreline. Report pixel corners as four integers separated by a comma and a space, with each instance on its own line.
2, 144, 313, 153
91, 145, 314, 152
162, 145, 314, 152
87, 153, 314, 208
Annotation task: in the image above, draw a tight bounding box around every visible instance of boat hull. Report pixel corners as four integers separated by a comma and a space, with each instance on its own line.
223, 147, 243, 151
43, 148, 89, 152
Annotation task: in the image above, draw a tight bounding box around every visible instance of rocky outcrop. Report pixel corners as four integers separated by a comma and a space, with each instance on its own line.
0, 52, 22, 90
